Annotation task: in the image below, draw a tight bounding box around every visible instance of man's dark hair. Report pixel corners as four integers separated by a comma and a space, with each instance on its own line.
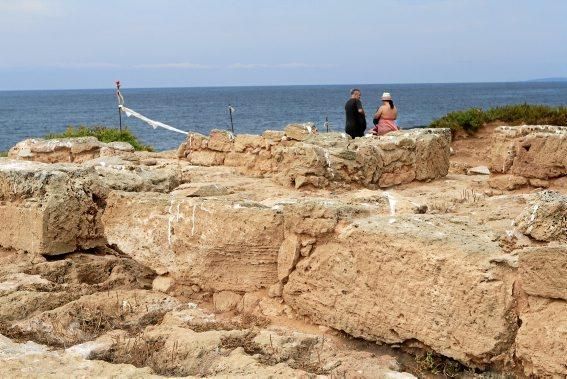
350, 88, 360, 95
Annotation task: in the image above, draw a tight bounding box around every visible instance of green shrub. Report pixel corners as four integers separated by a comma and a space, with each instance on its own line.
45, 126, 154, 151
0, 151, 7, 157
430, 104, 567, 134
429, 108, 486, 133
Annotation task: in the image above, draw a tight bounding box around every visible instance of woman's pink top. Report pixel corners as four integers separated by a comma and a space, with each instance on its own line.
372, 117, 399, 135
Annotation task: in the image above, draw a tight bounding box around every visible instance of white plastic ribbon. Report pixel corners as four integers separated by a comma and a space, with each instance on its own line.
119, 105, 188, 135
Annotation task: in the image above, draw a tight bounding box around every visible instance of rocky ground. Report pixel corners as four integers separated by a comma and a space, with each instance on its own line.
0, 125, 565, 378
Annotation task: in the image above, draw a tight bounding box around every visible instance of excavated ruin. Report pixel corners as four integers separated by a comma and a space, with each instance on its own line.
0, 124, 566, 378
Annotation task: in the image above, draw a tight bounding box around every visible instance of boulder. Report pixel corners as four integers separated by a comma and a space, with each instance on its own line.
488, 174, 528, 191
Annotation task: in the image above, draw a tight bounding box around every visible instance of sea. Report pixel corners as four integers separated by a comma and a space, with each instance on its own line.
1, 82, 566, 152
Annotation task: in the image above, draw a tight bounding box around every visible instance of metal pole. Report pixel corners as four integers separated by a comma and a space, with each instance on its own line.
325, 116, 329, 132
116, 80, 122, 132
229, 105, 234, 133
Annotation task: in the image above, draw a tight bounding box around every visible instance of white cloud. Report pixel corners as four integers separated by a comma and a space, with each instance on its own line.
229, 62, 338, 69
134, 63, 216, 69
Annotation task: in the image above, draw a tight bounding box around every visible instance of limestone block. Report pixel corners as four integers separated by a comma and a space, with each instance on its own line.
188, 150, 225, 166
514, 190, 566, 242
103, 193, 284, 292
277, 234, 301, 281
284, 123, 316, 141
7, 137, 121, 163
515, 297, 567, 378
518, 246, 567, 300
414, 130, 451, 180
0, 160, 105, 255
262, 130, 285, 141
510, 133, 567, 179
208, 129, 234, 152
283, 215, 517, 366
378, 164, 416, 188
234, 134, 265, 152
152, 276, 175, 293
488, 174, 528, 191
489, 125, 567, 179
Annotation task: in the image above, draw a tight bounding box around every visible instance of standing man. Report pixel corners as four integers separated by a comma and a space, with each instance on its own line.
344, 88, 367, 138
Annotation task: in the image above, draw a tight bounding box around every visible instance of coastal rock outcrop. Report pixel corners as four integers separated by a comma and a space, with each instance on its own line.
177, 127, 451, 188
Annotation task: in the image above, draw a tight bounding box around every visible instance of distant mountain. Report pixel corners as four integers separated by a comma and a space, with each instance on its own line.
526, 77, 567, 83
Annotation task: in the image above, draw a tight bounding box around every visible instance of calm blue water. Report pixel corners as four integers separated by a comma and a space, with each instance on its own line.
1, 82, 566, 152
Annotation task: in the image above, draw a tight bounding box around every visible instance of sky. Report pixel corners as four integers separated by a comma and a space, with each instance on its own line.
0, 0, 566, 90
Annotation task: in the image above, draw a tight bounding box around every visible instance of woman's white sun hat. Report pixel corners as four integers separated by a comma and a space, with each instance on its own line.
381, 92, 392, 101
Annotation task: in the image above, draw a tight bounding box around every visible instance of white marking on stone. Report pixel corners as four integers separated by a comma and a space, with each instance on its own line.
384, 191, 397, 223
191, 204, 197, 236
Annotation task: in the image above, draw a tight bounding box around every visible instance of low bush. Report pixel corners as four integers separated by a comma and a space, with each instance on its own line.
0, 151, 7, 157
45, 126, 154, 151
430, 104, 567, 134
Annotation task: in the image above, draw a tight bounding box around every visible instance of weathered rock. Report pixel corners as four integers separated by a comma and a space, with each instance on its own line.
178, 128, 451, 189
528, 178, 549, 188
518, 246, 567, 300
284, 215, 517, 366
8, 137, 136, 163
514, 190, 566, 242
152, 275, 174, 293
284, 123, 317, 141
102, 192, 284, 291
277, 234, 301, 281
0, 334, 159, 378
213, 290, 242, 312
489, 125, 567, 179
8, 289, 180, 346
515, 297, 567, 377
488, 174, 528, 191
0, 160, 104, 255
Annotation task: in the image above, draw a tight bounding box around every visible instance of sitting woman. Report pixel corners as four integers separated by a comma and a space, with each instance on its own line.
371, 92, 399, 135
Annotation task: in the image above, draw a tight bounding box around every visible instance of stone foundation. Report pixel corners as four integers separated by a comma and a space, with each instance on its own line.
177, 125, 451, 188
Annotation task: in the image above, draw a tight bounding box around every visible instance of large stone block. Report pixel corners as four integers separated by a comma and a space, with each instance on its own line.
518, 246, 567, 300
515, 297, 567, 377
0, 160, 105, 255
283, 215, 517, 366
102, 193, 284, 291
489, 125, 567, 179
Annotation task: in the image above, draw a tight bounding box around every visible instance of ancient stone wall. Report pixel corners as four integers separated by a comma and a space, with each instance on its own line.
488, 125, 567, 189
177, 125, 451, 188
100, 185, 566, 376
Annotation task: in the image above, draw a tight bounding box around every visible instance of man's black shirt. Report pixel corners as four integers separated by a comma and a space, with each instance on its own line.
344, 98, 366, 138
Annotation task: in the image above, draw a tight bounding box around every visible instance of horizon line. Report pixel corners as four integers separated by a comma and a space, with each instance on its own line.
1, 78, 565, 92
